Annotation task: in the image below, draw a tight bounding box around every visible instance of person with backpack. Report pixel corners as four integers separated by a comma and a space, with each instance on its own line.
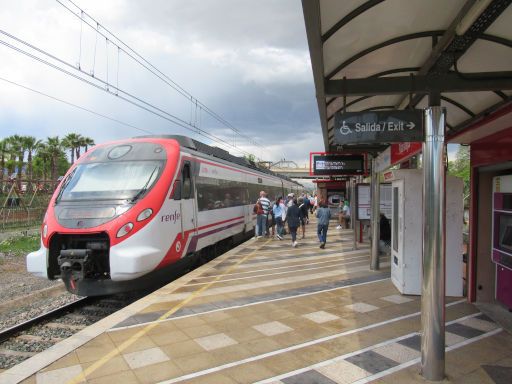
253, 200, 264, 238
316, 199, 331, 249
287, 198, 303, 247
254, 191, 270, 238
298, 197, 308, 239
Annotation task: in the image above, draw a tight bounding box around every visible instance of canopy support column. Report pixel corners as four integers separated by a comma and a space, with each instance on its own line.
421, 105, 446, 381
350, 178, 357, 250
370, 157, 380, 270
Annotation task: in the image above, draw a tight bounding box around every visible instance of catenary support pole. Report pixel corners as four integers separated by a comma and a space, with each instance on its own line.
370, 157, 380, 270
421, 105, 446, 381
350, 178, 357, 250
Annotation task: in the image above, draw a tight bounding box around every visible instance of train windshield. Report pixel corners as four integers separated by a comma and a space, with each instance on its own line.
58, 161, 162, 202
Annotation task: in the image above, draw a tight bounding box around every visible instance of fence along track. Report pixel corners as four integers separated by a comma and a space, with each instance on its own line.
0, 179, 58, 229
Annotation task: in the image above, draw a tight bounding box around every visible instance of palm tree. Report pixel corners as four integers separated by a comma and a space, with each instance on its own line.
0, 139, 10, 191
22, 136, 42, 181
62, 133, 81, 164
7, 135, 24, 189
35, 143, 50, 181
45, 136, 63, 181
82, 136, 95, 153
75, 134, 85, 160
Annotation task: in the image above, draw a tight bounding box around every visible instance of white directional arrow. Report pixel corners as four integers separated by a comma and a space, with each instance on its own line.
406, 122, 415, 129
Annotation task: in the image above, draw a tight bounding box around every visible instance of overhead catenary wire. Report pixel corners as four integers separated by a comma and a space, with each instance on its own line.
55, 0, 267, 153
0, 32, 256, 157
0, 76, 154, 135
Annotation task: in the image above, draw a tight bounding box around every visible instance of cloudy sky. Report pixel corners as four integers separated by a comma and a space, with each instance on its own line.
0, 0, 322, 165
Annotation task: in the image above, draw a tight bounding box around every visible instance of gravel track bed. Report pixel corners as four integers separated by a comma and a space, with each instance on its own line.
0, 292, 146, 370
0, 293, 79, 333
0, 242, 60, 305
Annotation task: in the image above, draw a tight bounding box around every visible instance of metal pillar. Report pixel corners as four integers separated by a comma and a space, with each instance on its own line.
370, 158, 380, 270
421, 106, 446, 381
350, 178, 357, 250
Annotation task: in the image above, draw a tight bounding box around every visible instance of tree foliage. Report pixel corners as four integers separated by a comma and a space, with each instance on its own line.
448, 145, 470, 202
0, 132, 95, 181
244, 154, 256, 163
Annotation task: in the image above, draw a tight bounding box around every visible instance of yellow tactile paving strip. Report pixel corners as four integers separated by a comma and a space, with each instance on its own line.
1, 220, 510, 384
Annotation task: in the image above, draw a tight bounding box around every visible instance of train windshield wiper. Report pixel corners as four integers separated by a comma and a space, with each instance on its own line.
130, 166, 159, 203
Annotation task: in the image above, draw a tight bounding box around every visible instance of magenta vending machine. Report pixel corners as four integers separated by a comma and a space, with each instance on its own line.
492, 175, 512, 310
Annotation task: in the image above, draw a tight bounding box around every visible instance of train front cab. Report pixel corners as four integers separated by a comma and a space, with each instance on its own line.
455, 107, 512, 317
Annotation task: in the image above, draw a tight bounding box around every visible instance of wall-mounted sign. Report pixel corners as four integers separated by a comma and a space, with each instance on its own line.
310, 152, 367, 176
355, 183, 392, 221
334, 110, 424, 145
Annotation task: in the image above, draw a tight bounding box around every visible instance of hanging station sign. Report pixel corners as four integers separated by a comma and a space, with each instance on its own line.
375, 142, 423, 172
334, 110, 424, 145
309, 152, 367, 176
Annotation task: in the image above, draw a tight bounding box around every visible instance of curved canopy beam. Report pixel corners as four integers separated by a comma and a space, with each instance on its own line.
321, 0, 384, 43
480, 33, 512, 49
326, 31, 445, 80
359, 105, 396, 112
440, 96, 475, 117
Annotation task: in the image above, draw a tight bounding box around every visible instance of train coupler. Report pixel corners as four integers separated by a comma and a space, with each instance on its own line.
58, 249, 92, 281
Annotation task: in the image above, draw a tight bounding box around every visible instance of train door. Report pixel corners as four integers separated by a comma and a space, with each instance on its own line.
244, 186, 254, 232
180, 162, 197, 239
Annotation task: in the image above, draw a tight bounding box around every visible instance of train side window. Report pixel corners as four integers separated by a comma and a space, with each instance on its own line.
171, 180, 181, 200
182, 163, 192, 199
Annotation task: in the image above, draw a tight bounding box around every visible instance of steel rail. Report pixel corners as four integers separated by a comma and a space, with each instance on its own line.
0, 296, 92, 343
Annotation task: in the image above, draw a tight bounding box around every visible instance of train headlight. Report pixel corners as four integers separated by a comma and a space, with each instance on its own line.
117, 222, 134, 238
42, 224, 48, 239
137, 208, 153, 222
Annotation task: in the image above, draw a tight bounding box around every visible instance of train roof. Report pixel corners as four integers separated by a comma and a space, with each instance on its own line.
134, 135, 302, 187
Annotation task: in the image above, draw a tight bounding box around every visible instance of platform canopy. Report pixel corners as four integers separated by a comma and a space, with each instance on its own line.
302, 0, 512, 153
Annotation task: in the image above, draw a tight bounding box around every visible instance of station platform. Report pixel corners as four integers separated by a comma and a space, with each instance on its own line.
2, 221, 511, 384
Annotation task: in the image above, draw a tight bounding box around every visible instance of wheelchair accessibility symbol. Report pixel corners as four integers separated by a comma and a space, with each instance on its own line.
339, 121, 352, 135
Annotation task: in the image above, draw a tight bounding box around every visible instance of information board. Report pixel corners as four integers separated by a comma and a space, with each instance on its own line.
355, 183, 392, 221
311, 153, 366, 176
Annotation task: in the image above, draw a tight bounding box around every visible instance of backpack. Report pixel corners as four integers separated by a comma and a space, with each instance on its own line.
253, 201, 264, 215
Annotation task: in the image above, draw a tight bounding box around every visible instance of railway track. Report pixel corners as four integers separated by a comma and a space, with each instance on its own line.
0, 293, 144, 370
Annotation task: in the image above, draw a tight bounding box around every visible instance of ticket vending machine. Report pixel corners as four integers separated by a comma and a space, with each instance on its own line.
492, 175, 512, 310
384, 169, 463, 296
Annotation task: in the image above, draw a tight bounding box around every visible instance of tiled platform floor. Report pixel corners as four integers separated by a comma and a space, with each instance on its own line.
1, 219, 511, 384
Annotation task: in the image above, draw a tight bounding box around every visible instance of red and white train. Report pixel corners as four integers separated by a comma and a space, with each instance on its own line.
27, 136, 301, 296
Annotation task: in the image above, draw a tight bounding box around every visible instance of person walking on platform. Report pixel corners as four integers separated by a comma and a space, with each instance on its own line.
273, 196, 286, 240
256, 191, 270, 238
336, 199, 344, 229
316, 200, 331, 249
308, 194, 315, 214
286, 193, 294, 207
298, 197, 308, 239
312, 194, 318, 213
341, 200, 351, 229
287, 198, 302, 247
267, 197, 276, 238
302, 195, 310, 224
